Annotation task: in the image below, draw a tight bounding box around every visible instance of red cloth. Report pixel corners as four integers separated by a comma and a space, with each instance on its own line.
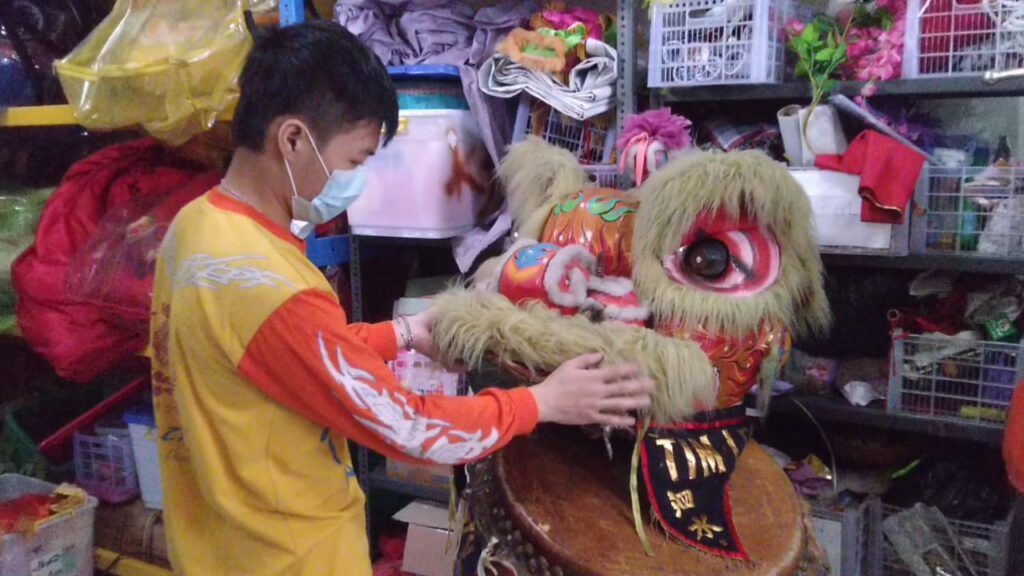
0, 494, 54, 532
815, 130, 925, 224
1007, 384, 1024, 494
12, 138, 221, 383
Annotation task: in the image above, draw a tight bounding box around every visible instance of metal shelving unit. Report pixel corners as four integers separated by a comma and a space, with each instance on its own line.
770, 394, 1005, 445
639, 9, 1024, 455
821, 253, 1024, 274
656, 77, 1024, 103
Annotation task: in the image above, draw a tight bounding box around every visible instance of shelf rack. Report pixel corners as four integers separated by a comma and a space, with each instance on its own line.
770, 394, 1005, 445
821, 253, 1024, 274
656, 77, 1024, 103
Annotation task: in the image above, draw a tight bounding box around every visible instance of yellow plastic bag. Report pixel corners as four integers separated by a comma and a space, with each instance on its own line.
55, 0, 252, 145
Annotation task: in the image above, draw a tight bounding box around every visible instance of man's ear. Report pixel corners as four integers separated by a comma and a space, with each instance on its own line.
275, 119, 306, 161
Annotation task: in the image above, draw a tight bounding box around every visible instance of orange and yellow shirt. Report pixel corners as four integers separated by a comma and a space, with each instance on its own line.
148, 189, 538, 576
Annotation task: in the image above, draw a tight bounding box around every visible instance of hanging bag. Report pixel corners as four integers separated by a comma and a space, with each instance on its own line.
54, 0, 252, 145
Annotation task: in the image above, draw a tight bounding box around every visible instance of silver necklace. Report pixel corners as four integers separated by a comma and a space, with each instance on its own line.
219, 180, 254, 208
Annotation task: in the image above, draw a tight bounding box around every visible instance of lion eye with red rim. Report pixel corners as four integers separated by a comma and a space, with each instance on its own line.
678, 238, 730, 279
663, 213, 781, 297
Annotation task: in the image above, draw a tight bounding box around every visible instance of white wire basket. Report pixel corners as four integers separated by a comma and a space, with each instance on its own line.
583, 164, 621, 188
889, 329, 1023, 427
647, 0, 792, 86
877, 504, 1012, 575
903, 0, 1024, 77
511, 95, 617, 165
909, 165, 1024, 257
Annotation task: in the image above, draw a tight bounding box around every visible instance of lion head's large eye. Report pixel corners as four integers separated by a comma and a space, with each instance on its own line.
679, 238, 730, 279
663, 211, 781, 297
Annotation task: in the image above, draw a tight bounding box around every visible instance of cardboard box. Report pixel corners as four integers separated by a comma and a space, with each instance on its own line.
393, 500, 464, 576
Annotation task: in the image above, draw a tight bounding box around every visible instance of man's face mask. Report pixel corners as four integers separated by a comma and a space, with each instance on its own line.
283, 124, 369, 239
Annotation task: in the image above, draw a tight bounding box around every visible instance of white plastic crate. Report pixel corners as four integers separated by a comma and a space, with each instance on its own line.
584, 164, 620, 188
810, 497, 877, 576
889, 330, 1023, 427
910, 165, 1024, 257
647, 0, 792, 87
0, 474, 98, 576
876, 504, 1012, 575
903, 0, 1024, 78
511, 95, 616, 164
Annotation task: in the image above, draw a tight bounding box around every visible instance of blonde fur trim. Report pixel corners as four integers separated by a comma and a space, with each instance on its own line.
432, 290, 717, 421
498, 137, 590, 240
632, 150, 832, 338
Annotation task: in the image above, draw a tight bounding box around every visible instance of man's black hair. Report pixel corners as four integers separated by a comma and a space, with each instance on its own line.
232, 21, 399, 151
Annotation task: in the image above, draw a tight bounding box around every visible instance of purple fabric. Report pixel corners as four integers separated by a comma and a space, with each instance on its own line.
335, 0, 538, 163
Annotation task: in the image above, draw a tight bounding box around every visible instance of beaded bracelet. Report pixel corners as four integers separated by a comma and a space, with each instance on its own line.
394, 315, 414, 351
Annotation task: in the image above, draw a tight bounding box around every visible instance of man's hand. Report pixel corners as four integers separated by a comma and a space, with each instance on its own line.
404, 307, 438, 358
530, 353, 655, 428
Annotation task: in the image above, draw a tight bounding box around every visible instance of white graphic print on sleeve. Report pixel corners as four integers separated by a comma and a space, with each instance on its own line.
175, 255, 295, 291
318, 333, 499, 465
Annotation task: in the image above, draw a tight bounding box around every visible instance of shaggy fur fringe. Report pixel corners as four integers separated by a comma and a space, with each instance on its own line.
498, 136, 590, 240
432, 290, 717, 422
632, 150, 832, 339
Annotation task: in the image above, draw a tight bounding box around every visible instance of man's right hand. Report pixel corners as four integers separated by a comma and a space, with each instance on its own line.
530, 353, 655, 428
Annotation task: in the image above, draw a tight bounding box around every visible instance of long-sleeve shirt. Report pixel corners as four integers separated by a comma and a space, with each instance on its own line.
148, 188, 538, 576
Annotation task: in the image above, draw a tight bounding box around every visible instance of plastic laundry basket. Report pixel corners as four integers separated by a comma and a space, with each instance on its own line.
0, 474, 98, 576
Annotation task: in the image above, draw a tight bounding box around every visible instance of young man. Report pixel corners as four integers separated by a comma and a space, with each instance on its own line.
149, 21, 654, 576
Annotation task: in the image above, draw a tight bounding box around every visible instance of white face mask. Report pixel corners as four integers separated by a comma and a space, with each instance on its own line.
283, 124, 370, 239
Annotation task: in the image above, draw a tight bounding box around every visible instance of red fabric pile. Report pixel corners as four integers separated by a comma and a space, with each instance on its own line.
12, 138, 222, 383
0, 494, 55, 533
372, 534, 412, 576
815, 130, 925, 225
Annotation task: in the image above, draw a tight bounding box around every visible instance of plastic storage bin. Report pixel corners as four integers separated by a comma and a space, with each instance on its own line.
910, 165, 1024, 258
123, 404, 163, 510
889, 329, 1023, 427
0, 474, 98, 576
347, 66, 491, 239
902, 0, 1024, 78
647, 0, 793, 87
511, 95, 617, 164
73, 423, 138, 504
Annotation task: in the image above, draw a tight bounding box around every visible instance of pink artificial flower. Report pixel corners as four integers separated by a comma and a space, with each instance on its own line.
860, 83, 879, 98
786, 19, 806, 37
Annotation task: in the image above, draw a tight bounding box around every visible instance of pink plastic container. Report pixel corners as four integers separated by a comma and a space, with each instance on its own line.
347, 110, 492, 238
